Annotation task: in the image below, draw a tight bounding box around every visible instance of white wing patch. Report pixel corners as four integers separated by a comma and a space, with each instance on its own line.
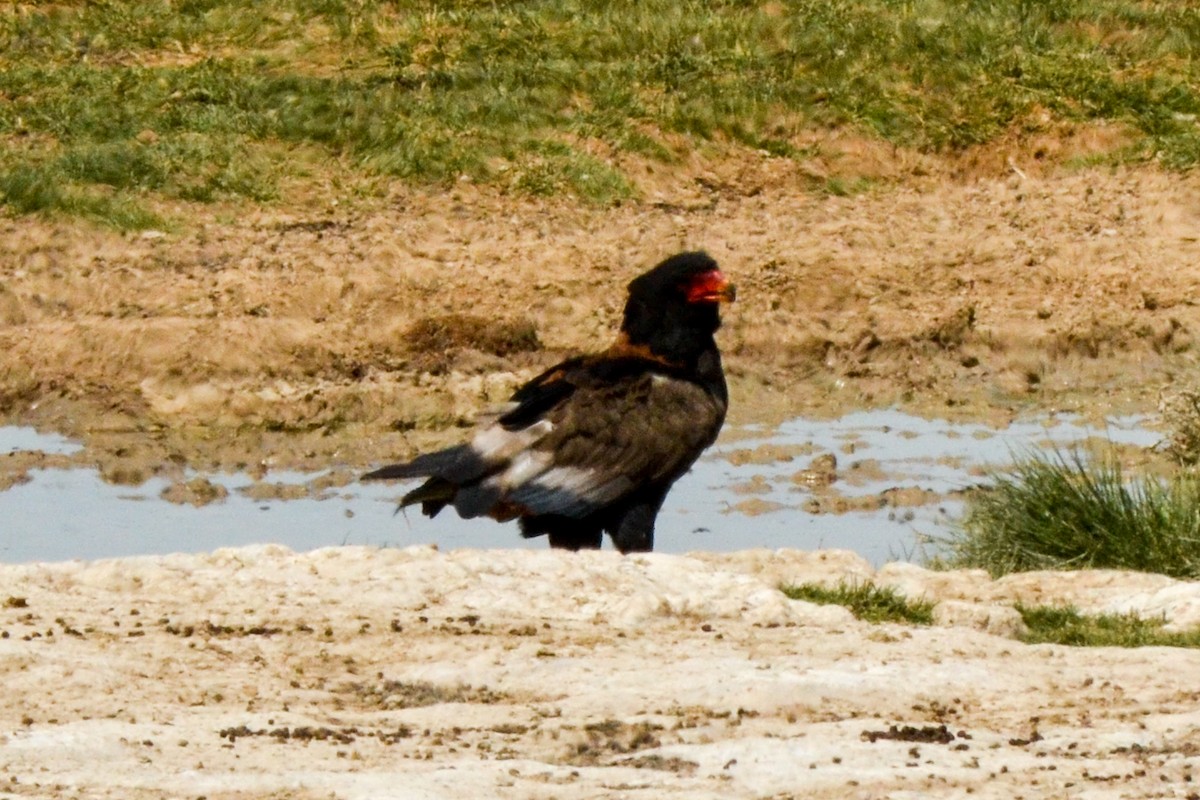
477, 455, 610, 518
527, 465, 599, 495
502, 465, 636, 517
498, 450, 554, 489
471, 419, 553, 463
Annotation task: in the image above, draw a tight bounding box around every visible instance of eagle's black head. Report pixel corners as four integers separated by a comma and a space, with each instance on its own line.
620, 251, 736, 366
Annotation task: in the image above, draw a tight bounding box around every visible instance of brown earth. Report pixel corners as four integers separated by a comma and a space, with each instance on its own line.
3, 149, 1200, 486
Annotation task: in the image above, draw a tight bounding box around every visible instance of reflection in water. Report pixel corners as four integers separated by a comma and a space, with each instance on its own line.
1, 426, 82, 456
0, 413, 1160, 565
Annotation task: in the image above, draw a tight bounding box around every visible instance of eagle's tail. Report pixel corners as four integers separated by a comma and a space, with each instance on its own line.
361, 445, 480, 517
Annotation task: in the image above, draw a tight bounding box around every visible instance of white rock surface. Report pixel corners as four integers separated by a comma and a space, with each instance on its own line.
1, 546, 1199, 798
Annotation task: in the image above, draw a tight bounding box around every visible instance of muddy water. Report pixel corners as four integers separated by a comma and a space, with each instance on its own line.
689, 410, 1158, 564
0, 412, 1160, 565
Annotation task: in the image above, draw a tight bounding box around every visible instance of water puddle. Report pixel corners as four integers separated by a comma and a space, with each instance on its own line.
0, 412, 1161, 565
687, 410, 1158, 564
1, 426, 82, 456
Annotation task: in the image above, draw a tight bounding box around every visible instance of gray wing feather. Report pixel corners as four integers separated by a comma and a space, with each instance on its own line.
500, 372, 725, 517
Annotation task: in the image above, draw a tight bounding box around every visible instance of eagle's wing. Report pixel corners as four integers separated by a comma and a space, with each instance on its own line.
482, 357, 726, 519
363, 356, 725, 523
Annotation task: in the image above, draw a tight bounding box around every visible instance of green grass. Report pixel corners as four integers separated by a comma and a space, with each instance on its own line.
943, 448, 1200, 578
1017, 604, 1200, 648
5, 1, 1200, 227
782, 582, 1200, 645
781, 581, 934, 625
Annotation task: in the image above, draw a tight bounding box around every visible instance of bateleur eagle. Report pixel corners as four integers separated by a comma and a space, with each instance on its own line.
362, 251, 736, 553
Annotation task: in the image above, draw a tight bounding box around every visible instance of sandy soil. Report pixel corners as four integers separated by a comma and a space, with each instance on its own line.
2, 157, 1200, 484
5, 158, 1200, 797
3, 545, 1200, 799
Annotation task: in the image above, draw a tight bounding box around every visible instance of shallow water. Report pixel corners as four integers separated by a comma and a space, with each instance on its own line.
0, 412, 1161, 565
1, 426, 82, 456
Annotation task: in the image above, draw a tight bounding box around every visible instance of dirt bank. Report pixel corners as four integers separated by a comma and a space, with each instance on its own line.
2, 545, 1199, 798
2, 160, 1200, 485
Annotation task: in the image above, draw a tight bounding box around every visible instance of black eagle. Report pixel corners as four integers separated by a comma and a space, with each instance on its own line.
362, 251, 736, 553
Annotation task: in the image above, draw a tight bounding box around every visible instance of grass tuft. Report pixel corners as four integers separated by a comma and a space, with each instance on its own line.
0, 163, 166, 230
781, 581, 934, 625
1017, 604, 1200, 648
943, 448, 1200, 578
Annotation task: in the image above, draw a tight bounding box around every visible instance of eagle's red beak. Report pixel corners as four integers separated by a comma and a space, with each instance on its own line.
686, 270, 737, 304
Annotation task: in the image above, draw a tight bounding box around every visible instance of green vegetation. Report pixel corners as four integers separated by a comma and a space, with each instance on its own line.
4, 1, 1200, 227
943, 449, 1200, 579
782, 583, 1200, 646
1017, 604, 1200, 648
781, 581, 934, 625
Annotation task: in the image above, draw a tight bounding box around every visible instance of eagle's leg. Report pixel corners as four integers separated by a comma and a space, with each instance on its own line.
546, 527, 603, 551
608, 499, 662, 554
520, 516, 602, 550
